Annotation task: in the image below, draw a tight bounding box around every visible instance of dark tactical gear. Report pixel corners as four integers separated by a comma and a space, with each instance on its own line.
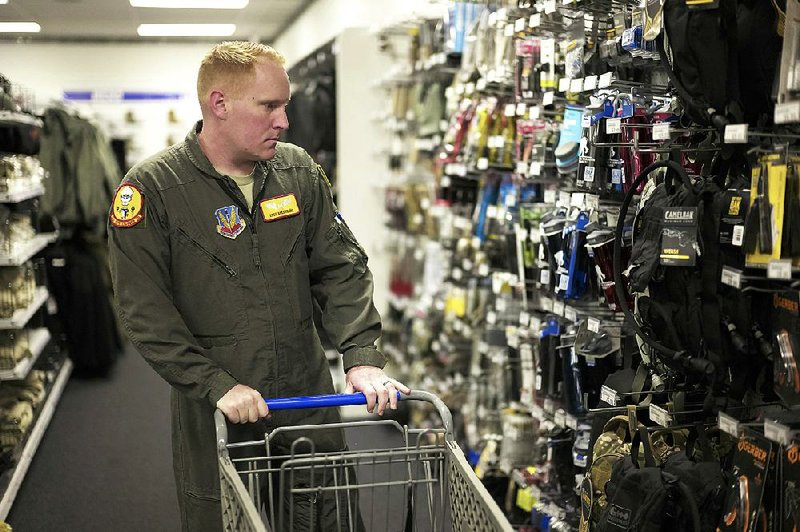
109, 122, 385, 531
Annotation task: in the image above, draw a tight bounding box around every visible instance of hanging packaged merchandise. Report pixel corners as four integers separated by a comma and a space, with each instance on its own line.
657, 0, 784, 129
586, 227, 633, 312
540, 209, 568, 293
537, 316, 562, 400
782, 163, 800, 258
499, 409, 540, 472
743, 159, 788, 265
779, 440, 800, 532
547, 425, 579, 496
776, 0, 799, 121
718, 429, 775, 532
771, 289, 800, 405
446, 1, 482, 56
555, 106, 585, 177
556, 212, 590, 301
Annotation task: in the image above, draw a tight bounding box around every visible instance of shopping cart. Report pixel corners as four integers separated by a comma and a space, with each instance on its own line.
215, 390, 513, 531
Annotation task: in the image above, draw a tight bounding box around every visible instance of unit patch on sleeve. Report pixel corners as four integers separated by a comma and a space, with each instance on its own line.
110, 184, 145, 228
215, 205, 246, 239
259, 193, 300, 222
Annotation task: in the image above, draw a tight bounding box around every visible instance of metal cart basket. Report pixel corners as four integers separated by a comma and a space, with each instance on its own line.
215, 390, 512, 531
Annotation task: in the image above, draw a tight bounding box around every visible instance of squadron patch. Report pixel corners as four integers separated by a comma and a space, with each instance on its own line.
215, 205, 246, 239
110, 184, 144, 228
259, 193, 300, 222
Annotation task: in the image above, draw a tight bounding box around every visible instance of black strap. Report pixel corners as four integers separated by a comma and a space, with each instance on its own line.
631, 425, 658, 468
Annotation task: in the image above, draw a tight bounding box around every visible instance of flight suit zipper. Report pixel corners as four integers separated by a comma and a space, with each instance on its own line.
176, 227, 237, 277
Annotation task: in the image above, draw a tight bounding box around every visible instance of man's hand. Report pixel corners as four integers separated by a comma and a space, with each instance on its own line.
345, 366, 411, 416
216, 384, 269, 424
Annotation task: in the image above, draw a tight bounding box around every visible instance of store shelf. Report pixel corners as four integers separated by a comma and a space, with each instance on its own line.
0, 184, 45, 204
0, 233, 58, 267
0, 111, 43, 128
0, 358, 73, 520
0, 328, 52, 381
0, 287, 48, 330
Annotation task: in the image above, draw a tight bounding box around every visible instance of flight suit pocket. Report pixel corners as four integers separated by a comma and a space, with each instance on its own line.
327, 220, 367, 274
195, 335, 241, 381
281, 226, 313, 329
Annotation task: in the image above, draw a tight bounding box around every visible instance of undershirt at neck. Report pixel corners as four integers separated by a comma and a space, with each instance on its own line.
229, 170, 255, 211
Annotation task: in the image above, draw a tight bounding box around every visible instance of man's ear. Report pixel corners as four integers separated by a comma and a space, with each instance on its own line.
207, 90, 228, 119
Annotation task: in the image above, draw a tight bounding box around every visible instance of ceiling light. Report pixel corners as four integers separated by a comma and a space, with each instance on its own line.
0, 1, 9, 5
137, 23, 236, 37
0, 22, 41, 33
130, 0, 248, 8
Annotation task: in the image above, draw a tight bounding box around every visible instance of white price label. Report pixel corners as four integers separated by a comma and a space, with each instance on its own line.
543, 398, 555, 414
544, 189, 557, 204
446, 163, 467, 176
564, 306, 577, 322
732, 225, 744, 247
558, 78, 570, 93
476, 78, 487, 91
649, 404, 672, 427
530, 105, 541, 119
652, 122, 671, 141
530, 316, 542, 332
582, 114, 591, 128
554, 410, 566, 427
570, 78, 584, 93
479, 263, 490, 276
566, 414, 578, 430
496, 298, 507, 312
724, 124, 749, 144
463, 259, 474, 271
559, 191, 572, 207
520, 311, 530, 326
571, 192, 585, 207
540, 269, 551, 285
553, 299, 565, 316
562, 0, 572, 4
583, 166, 596, 183
718, 412, 740, 437
487, 311, 497, 325
543, 91, 555, 106
452, 267, 463, 281
775, 101, 800, 124
529, 13, 541, 28
587, 317, 600, 333
516, 102, 528, 116
530, 162, 542, 176
557, 274, 569, 292
599, 72, 614, 89
768, 259, 793, 280
504, 103, 516, 117
515, 17, 526, 33
440, 176, 451, 187
765, 419, 793, 445
583, 76, 598, 92
586, 194, 600, 211
544, 0, 556, 14
606, 118, 622, 135
477, 158, 489, 171
612, 168, 623, 184
721, 267, 743, 289
540, 297, 553, 312
600, 385, 618, 406
516, 161, 529, 175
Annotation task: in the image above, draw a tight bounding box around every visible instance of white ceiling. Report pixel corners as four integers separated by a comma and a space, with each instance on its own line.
0, 0, 314, 42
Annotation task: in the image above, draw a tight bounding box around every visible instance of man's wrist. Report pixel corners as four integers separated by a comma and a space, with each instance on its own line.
342, 346, 386, 372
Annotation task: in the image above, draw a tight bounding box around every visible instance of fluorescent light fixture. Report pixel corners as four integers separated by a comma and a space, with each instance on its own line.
0, 22, 40, 33
130, 0, 248, 8
137, 23, 236, 36
0, 1, 8, 4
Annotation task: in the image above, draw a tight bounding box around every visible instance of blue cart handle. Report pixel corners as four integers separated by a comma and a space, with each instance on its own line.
265, 391, 403, 410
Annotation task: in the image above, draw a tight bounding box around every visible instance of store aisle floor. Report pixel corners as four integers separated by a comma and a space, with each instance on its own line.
7, 344, 180, 531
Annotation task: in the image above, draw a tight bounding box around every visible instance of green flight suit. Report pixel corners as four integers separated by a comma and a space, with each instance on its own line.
108, 122, 385, 531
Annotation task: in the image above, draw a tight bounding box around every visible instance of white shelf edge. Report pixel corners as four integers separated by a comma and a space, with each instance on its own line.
0, 328, 52, 381
0, 185, 45, 204
0, 358, 73, 520
0, 233, 58, 267
0, 287, 49, 330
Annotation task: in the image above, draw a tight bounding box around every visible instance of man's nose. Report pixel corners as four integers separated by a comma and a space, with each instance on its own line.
274, 107, 289, 130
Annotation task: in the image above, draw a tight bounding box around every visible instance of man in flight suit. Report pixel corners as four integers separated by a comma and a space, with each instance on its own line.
108, 41, 409, 531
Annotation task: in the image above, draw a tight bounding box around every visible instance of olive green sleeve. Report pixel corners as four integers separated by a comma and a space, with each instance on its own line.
108, 177, 238, 406
304, 166, 386, 371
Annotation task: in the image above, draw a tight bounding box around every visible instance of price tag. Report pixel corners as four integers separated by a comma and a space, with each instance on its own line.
570, 78, 584, 93
599, 72, 614, 89
477, 157, 489, 171
768, 259, 793, 280
540, 297, 553, 312
543, 91, 555, 106
529, 13, 541, 28
724, 124, 749, 144
516, 161, 529, 175
478, 263, 490, 276
600, 385, 618, 406
463, 259, 473, 271
583, 75, 598, 92
452, 267, 463, 281
515, 17, 526, 33
583, 166, 596, 183
585, 194, 599, 211
582, 114, 591, 128
520, 311, 530, 326
504, 103, 516, 117
570, 192, 585, 207
566, 414, 578, 430
530, 105, 541, 119
731, 225, 744, 247
765, 419, 793, 446
530, 315, 542, 331
562, 0, 572, 4
476, 78, 487, 91
721, 266, 743, 289
496, 298, 507, 312
543, 398, 555, 414
557, 274, 569, 292
564, 306, 577, 322
558, 78, 570, 93
440, 176, 451, 188
559, 191, 572, 207
544, 0, 556, 14
487, 311, 497, 325
530, 162, 542, 176
775, 101, 800, 124
554, 410, 566, 427
652, 122, 671, 141
606, 118, 622, 135
516, 102, 528, 116
587, 317, 600, 333
718, 412, 740, 437
612, 168, 623, 184
540, 269, 551, 285
649, 404, 672, 427
553, 299, 565, 316
544, 189, 557, 204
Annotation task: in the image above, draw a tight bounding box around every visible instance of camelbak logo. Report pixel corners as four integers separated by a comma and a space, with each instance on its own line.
737, 438, 768, 462
664, 209, 695, 221
773, 293, 799, 315
607, 504, 631, 528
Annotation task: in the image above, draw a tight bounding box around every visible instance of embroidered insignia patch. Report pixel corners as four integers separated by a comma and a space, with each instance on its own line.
110, 184, 145, 228
259, 193, 300, 222
215, 205, 246, 239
